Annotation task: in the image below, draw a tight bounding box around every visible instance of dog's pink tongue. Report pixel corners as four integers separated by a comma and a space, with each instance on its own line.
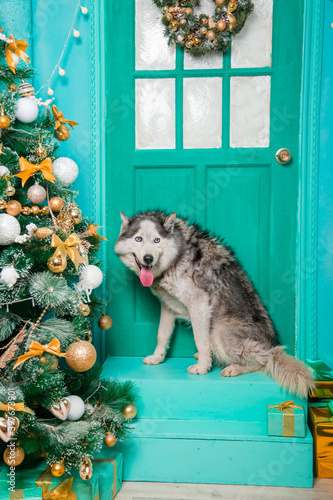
140, 267, 154, 287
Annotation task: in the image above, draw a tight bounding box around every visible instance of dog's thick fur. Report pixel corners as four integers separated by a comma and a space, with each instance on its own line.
115, 210, 314, 397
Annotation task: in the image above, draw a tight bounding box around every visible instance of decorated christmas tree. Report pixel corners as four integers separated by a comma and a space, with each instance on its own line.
0, 31, 137, 479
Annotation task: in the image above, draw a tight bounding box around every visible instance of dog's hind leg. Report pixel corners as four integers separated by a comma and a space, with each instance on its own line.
186, 297, 212, 375
143, 304, 175, 365
221, 364, 261, 377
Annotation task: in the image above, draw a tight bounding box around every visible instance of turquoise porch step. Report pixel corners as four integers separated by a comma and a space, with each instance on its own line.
100, 356, 313, 487
101, 356, 306, 422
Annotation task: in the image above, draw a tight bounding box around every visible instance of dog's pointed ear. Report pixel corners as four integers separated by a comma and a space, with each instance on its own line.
164, 212, 177, 232
120, 211, 130, 233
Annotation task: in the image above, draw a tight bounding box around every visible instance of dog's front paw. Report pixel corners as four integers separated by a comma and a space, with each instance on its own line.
187, 363, 208, 375
143, 354, 164, 366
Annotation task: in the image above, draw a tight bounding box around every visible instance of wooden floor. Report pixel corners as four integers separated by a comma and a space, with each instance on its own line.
116, 480, 333, 500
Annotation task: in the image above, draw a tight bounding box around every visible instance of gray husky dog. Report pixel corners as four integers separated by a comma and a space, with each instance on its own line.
115, 210, 314, 397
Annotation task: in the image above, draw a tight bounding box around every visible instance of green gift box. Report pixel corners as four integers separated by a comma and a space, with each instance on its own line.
267, 400, 306, 437
0, 452, 123, 500
306, 359, 333, 401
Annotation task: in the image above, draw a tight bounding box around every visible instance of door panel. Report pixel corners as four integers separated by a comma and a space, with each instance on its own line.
105, 0, 304, 357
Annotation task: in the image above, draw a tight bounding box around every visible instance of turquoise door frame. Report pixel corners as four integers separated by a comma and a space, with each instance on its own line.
89, 0, 325, 362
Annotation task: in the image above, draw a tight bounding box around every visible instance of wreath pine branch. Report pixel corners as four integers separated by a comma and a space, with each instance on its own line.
153, 0, 254, 57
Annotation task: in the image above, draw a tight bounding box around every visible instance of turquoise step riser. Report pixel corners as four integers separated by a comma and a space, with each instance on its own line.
108, 438, 313, 487
102, 357, 306, 422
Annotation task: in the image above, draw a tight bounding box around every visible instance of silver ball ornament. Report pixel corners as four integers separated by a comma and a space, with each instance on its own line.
27, 184, 47, 204
15, 97, 39, 123
0, 214, 21, 245
66, 395, 85, 421
52, 157, 79, 186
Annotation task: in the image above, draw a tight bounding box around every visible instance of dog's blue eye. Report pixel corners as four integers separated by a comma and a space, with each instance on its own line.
154, 238, 160, 244
135, 236, 142, 242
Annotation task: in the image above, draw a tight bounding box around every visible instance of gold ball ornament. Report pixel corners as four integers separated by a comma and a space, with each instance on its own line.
180, 18, 187, 26
6, 200, 22, 216
27, 184, 47, 204
35, 227, 53, 239
164, 13, 173, 21
186, 40, 193, 49
208, 18, 216, 28
55, 125, 71, 142
215, 0, 226, 5
200, 27, 208, 35
216, 20, 227, 31
79, 303, 90, 317
121, 403, 137, 419
79, 458, 93, 481
227, 12, 237, 27
40, 356, 47, 365
21, 206, 31, 216
49, 197, 64, 212
66, 340, 97, 372
169, 21, 179, 31
0, 200, 7, 210
5, 184, 15, 197
228, 2, 237, 12
184, 7, 193, 15
98, 313, 113, 331
3, 445, 25, 466
0, 115, 10, 129
47, 256, 67, 273
206, 30, 216, 40
41, 206, 50, 215
35, 144, 47, 159
51, 461, 65, 477
68, 206, 83, 224
104, 433, 116, 447
31, 206, 40, 215
201, 17, 208, 24
193, 37, 201, 46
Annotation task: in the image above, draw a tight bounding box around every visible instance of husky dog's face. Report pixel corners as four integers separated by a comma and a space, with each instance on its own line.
114, 211, 178, 287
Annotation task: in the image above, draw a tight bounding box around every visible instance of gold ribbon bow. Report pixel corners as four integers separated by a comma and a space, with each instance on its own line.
13, 338, 66, 370
268, 400, 303, 437
52, 105, 79, 130
0, 401, 33, 414
35, 466, 77, 500
15, 157, 56, 187
5, 34, 30, 74
51, 233, 87, 270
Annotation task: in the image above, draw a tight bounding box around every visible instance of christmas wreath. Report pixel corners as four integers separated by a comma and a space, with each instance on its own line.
153, 0, 254, 57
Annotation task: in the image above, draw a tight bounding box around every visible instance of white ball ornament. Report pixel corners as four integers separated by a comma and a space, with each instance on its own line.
0, 166, 10, 177
0, 214, 21, 246
52, 157, 79, 186
15, 97, 39, 123
66, 395, 85, 421
80, 265, 103, 289
27, 184, 47, 204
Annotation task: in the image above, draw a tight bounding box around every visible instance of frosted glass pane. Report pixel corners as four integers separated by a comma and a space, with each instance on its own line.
230, 76, 270, 148
184, 52, 223, 70
136, 79, 175, 150
135, 0, 175, 70
231, 0, 273, 68
183, 78, 222, 149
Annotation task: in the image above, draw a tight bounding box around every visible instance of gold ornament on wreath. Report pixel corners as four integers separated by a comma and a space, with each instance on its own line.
155, 0, 254, 56
3, 445, 25, 466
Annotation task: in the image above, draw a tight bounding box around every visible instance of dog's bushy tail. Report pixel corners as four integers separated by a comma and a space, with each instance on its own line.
264, 346, 315, 398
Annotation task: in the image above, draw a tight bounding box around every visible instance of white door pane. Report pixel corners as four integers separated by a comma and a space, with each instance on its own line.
183, 77, 222, 149
230, 76, 270, 148
135, 0, 175, 70
184, 52, 223, 70
231, 0, 273, 68
136, 79, 175, 150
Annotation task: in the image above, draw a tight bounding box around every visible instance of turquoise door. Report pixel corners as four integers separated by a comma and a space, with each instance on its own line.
105, 0, 304, 358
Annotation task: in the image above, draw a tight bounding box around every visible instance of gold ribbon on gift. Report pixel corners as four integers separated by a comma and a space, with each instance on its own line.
13, 338, 66, 370
268, 400, 303, 437
5, 34, 30, 74
92, 458, 117, 500
0, 401, 33, 414
52, 105, 79, 130
14, 157, 56, 187
36, 466, 77, 499
50, 233, 87, 271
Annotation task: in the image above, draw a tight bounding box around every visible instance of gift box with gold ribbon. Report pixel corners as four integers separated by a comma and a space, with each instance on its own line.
308, 405, 333, 478
0, 453, 123, 500
306, 359, 333, 401
267, 400, 306, 438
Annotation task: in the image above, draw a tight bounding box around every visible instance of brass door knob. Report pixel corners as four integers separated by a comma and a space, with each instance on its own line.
276, 148, 292, 165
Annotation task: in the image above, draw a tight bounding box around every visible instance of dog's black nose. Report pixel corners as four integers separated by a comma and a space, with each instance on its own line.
143, 254, 154, 265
